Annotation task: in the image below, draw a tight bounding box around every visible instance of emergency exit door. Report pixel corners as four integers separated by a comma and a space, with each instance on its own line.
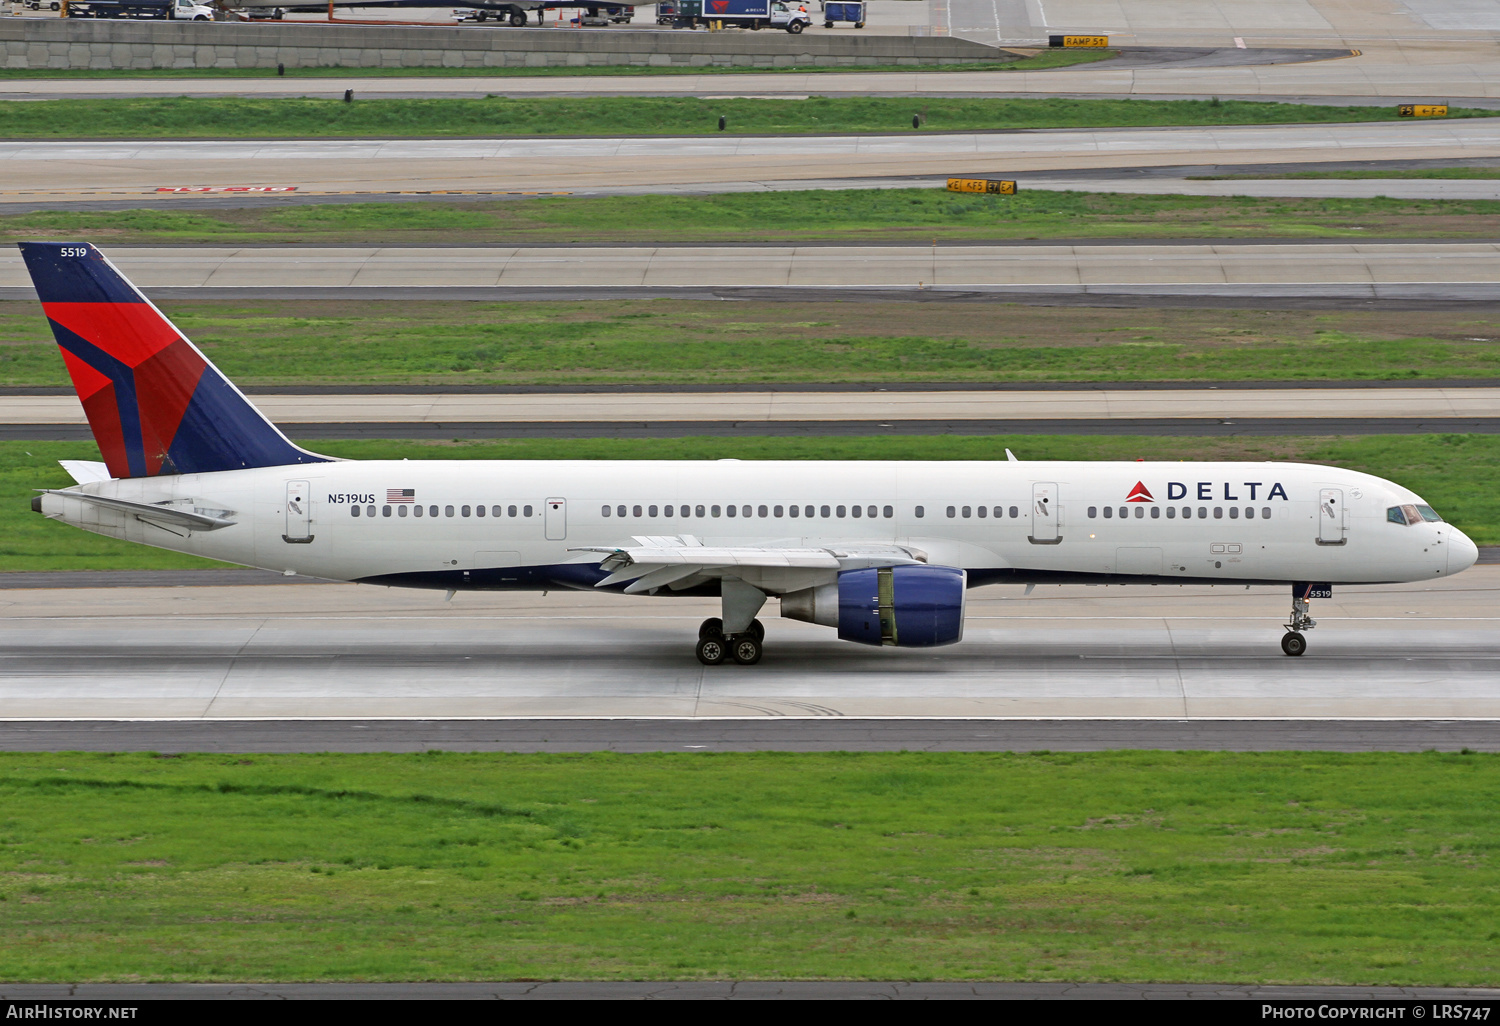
283, 480, 313, 544
1318, 487, 1346, 545
545, 497, 567, 541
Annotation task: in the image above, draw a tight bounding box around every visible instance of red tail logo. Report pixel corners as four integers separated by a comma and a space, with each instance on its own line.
1126, 481, 1154, 502
710, 0, 728, 9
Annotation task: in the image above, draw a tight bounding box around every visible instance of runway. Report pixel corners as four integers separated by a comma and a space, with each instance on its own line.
0, 569, 1494, 721
5, 121, 1500, 199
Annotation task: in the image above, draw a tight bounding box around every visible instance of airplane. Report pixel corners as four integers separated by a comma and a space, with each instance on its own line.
226, 1, 597, 25
20, 242, 1480, 665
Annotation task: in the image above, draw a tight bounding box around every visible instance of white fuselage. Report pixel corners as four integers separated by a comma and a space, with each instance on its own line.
41, 459, 1477, 592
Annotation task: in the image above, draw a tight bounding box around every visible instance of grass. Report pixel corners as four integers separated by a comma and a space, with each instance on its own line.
1, 96, 1494, 140
0, 749, 1498, 982
3, 434, 1495, 572
5, 300, 1500, 387
1191, 168, 1500, 180
9, 190, 1500, 245
0, 49, 1113, 79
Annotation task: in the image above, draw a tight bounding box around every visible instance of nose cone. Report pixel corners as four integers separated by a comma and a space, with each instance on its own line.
1449, 527, 1480, 574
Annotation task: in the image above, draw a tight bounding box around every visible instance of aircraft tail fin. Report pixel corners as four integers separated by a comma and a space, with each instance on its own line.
19, 242, 331, 480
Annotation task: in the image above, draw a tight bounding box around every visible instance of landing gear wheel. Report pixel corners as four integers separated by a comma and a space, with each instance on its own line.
509, 10, 527, 25
748, 618, 765, 642
696, 634, 727, 665
730, 635, 763, 665
699, 617, 724, 639
1281, 631, 1307, 657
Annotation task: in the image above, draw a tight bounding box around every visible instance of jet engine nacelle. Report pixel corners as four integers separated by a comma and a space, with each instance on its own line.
780, 565, 966, 647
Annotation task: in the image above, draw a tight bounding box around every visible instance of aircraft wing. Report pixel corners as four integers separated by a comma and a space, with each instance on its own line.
41, 490, 237, 532
572, 538, 923, 594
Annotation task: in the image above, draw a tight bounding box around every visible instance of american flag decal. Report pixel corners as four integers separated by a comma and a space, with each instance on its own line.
386, 488, 415, 503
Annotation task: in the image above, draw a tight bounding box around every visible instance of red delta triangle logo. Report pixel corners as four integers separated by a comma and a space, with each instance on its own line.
710, 0, 729, 9
1125, 481, 1155, 503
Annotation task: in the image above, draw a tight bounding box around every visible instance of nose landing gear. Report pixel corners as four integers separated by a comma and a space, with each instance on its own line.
1281, 589, 1318, 656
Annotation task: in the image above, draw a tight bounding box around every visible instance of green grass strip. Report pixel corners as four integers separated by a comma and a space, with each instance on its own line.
1, 750, 1498, 983
1, 96, 1494, 139
2, 434, 1494, 572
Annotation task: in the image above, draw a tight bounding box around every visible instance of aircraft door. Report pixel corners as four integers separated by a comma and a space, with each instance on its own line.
283, 480, 313, 544
545, 497, 567, 541
1029, 482, 1060, 544
1318, 487, 1346, 545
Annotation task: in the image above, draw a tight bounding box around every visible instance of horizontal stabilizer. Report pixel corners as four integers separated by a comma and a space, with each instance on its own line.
59, 460, 111, 484
41, 489, 237, 531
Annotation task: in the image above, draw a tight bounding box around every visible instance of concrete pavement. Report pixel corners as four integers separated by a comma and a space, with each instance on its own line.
0, 569, 1493, 719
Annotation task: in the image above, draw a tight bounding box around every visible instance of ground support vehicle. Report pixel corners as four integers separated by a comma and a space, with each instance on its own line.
665, 0, 810, 32
822, 0, 861, 27
63, 0, 213, 17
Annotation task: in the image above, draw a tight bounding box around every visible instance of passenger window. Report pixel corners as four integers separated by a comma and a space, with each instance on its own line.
462, 505, 471, 518
508, 505, 517, 518
602, 505, 611, 517
351, 505, 360, 517
946, 506, 956, 518
382, 505, 392, 517
836, 505, 846, 518
1088, 506, 1097, 518
1103, 506, 1112, 519
367, 505, 376, 517
665, 505, 674, 517
1229, 507, 1239, 519
805, 506, 815, 518
961, 506, 971, 518
523, 505, 533, 517
867, 506, 877, 518
1009, 506, 1019, 519
758, 505, 769, 518
774, 505, 784, 517
649, 505, 658, 517
617, 505, 626, 518
429, 505, 439, 517
398, 505, 408, 518
1244, 507, 1253, 519
1134, 506, 1144, 519
914, 506, 925, 518
726, 505, 737, 518
1262, 507, 1271, 519
712, 505, 722, 517
741, 505, 751, 518
1198, 507, 1207, 519
1150, 507, 1160, 519
789, 505, 799, 518
445, 505, 455, 517
1166, 507, 1176, 519
633, 505, 643, 517
476, 505, 486, 518
413, 505, 424, 518
884, 506, 893, 518
697, 505, 707, 517
821, 505, 831, 518
1118, 507, 1128, 519
851, 505, 862, 518
977, 506, 987, 518
1213, 507, 1223, 519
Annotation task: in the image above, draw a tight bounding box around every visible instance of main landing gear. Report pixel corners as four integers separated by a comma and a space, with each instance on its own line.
696, 617, 765, 666
695, 578, 769, 666
1281, 592, 1318, 657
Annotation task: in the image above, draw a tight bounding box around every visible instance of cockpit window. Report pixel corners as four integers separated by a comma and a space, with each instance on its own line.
1388, 506, 1411, 525
1389, 504, 1444, 525
1415, 504, 1444, 523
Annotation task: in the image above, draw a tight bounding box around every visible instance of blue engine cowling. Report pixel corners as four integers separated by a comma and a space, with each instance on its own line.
836, 564, 966, 647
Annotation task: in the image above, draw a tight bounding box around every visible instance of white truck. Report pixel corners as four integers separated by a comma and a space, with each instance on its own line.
62, 0, 215, 18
